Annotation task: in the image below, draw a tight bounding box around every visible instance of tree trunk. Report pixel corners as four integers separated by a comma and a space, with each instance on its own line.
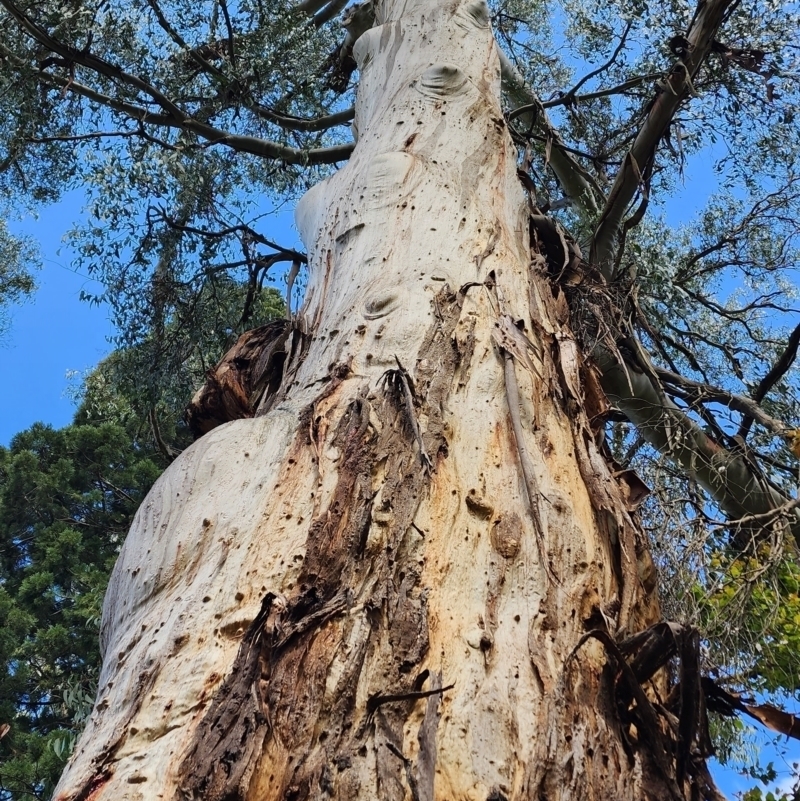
54, 2, 675, 799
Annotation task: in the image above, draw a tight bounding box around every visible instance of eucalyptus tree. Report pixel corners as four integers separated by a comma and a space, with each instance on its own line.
0, 220, 36, 338
1, 0, 799, 798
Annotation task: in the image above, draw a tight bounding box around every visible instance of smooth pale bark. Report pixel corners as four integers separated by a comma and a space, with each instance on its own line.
54, 2, 673, 799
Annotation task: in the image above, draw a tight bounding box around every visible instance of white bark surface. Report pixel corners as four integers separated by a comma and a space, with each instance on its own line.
55, 2, 667, 799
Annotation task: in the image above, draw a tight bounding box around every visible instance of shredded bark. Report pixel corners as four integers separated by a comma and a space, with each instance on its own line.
176, 286, 467, 801
186, 320, 292, 438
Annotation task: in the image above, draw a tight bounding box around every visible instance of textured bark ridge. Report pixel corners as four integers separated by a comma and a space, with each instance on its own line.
54, 1, 695, 800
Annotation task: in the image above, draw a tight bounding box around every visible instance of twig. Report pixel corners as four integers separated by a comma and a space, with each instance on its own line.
285, 259, 301, 319
149, 407, 180, 461
541, 72, 660, 108
558, 20, 634, 102
368, 684, 455, 714
383, 359, 433, 472
384, 743, 422, 801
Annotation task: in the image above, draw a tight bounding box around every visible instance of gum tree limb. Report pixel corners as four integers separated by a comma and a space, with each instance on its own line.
590, 0, 738, 274
594, 347, 800, 547
499, 50, 602, 213
0, 43, 353, 165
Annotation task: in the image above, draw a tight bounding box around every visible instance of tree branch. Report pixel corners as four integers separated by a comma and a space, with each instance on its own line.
594, 346, 800, 546
558, 20, 634, 103
313, 0, 349, 27
654, 367, 788, 436
738, 322, 800, 439
144, 0, 224, 77
248, 105, 355, 132
541, 73, 661, 109
500, 49, 602, 214
590, 0, 739, 275
1, 49, 353, 165
0, 6, 354, 165
217, 0, 236, 67
154, 212, 307, 262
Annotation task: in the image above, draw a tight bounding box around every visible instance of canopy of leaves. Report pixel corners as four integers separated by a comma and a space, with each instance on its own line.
0, 219, 37, 338
0, 421, 163, 800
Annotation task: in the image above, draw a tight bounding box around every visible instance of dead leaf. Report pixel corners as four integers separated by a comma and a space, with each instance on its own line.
787, 428, 800, 458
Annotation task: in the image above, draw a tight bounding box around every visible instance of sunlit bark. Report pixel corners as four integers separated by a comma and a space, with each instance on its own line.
54, 2, 684, 799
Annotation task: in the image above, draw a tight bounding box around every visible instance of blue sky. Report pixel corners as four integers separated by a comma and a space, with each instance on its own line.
0, 197, 113, 445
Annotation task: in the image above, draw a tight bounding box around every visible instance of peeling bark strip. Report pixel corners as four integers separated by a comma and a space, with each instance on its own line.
177, 594, 275, 801
177, 288, 465, 801
178, 591, 350, 800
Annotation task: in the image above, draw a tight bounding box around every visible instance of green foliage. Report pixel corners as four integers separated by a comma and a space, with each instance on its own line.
700, 549, 800, 695
0, 218, 37, 339
74, 282, 286, 454
0, 422, 163, 799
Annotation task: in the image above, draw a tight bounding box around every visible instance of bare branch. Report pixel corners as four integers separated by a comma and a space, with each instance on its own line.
217, 0, 236, 67
655, 367, 789, 436
751, 322, 800, 404
560, 20, 634, 102
25, 130, 139, 143
313, 0, 349, 27
295, 0, 330, 13
541, 73, 661, 109
249, 105, 355, 132
155, 212, 307, 262
738, 322, 800, 439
